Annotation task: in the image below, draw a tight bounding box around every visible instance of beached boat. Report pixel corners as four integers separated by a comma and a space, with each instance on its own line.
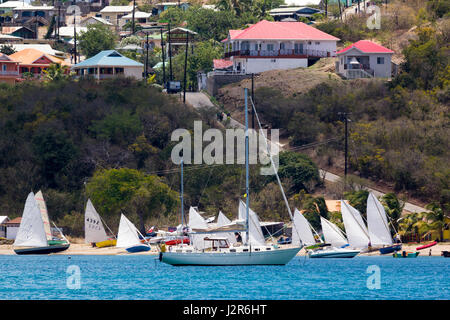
13, 192, 70, 255
85, 199, 117, 248
341, 200, 370, 250
416, 241, 437, 251
159, 88, 302, 266
116, 214, 151, 253
366, 193, 402, 254
393, 251, 419, 258
441, 251, 449, 257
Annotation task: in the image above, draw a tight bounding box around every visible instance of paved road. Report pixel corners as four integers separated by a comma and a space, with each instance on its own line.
319, 170, 428, 213
186, 92, 429, 214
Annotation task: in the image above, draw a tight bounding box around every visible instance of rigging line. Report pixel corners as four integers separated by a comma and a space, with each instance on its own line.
249, 95, 303, 248
196, 166, 214, 208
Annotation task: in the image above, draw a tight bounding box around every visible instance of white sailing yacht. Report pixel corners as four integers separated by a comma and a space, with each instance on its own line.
116, 213, 150, 253
84, 199, 116, 247
159, 88, 302, 265
366, 192, 401, 254
13, 192, 70, 255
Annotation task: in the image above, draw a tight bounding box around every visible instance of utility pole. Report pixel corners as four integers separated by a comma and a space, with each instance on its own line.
251, 73, 255, 129
357, 0, 360, 15
131, 0, 136, 35
325, 0, 328, 18
183, 30, 189, 103
160, 26, 166, 86
145, 32, 149, 79
338, 0, 342, 20
168, 22, 173, 82
73, 9, 77, 64
338, 112, 351, 186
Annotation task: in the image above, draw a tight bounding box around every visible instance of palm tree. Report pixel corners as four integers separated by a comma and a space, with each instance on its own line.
422, 203, 447, 241
42, 63, 70, 81
381, 193, 404, 232
398, 212, 422, 241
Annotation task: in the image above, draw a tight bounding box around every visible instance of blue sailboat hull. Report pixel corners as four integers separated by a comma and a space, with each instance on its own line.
126, 244, 151, 253
379, 244, 402, 254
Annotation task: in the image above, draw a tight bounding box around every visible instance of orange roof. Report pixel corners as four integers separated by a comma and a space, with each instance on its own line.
5, 217, 21, 225
9, 48, 70, 66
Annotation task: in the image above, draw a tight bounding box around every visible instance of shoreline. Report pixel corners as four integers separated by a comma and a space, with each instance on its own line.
0, 243, 449, 256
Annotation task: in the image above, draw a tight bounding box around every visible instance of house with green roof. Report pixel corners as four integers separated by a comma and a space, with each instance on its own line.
72, 50, 143, 80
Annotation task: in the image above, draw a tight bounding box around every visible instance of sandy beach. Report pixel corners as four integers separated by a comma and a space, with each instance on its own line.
0, 243, 449, 256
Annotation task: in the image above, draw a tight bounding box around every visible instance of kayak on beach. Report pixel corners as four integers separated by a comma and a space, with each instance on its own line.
416, 241, 437, 250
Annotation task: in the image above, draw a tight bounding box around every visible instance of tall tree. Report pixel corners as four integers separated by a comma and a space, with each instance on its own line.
78, 23, 117, 58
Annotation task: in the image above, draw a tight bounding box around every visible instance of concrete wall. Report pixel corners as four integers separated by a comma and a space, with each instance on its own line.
206, 73, 252, 97
233, 57, 308, 74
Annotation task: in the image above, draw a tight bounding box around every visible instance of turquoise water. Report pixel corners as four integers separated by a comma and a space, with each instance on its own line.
0, 255, 448, 300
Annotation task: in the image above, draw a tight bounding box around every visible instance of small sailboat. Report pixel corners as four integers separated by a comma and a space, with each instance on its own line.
341, 200, 371, 250
292, 208, 359, 258
159, 88, 302, 266
310, 216, 360, 258
85, 199, 117, 247
116, 214, 150, 253
366, 193, 402, 254
13, 192, 70, 255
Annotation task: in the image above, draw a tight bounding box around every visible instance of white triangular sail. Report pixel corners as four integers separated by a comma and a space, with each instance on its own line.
238, 200, 265, 246
292, 208, 315, 246
217, 211, 236, 245
367, 193, 393, 246
84, 199, 108, 244
188, 207, 212, 250
116, 214, 141, 248
341, 200, 370, 249
14, 192, 48, 247
320, 216, 348, 248
35, 190, 52, 241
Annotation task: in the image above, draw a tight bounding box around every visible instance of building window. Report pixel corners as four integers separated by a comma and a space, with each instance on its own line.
280, 43, 285, 50
377, 57, 384, 64
315, 41, 320, 45
2, 64, 6, 72
271, 59, 276, 63
308, 41, 312, 45
267, 44, 274, 51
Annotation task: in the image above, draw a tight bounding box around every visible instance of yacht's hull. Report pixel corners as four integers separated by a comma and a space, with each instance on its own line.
14, 243, 70, 255
308, 248, 360, 258
160, 246, 301, 266
125, 244, 151, 253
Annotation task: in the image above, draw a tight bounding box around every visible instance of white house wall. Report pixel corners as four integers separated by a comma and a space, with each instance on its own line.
124, 66, 143, 80
337, 48, 392, 78
233, 57, 308, 74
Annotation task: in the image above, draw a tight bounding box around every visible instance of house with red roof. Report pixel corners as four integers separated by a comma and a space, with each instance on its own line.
336, 40, 394, 79
221, 20, 339, 74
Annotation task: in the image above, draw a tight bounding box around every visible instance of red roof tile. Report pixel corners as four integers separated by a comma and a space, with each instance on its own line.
225, 20, 339, 41
337, 40, 394, 54
5, 217, 21, 225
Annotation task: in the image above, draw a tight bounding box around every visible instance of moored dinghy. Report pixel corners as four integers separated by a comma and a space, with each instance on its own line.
116, 214, 150, 253
13, 192, 70, 255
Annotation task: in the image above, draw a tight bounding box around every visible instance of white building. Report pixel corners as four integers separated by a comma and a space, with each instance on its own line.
335, 40, 394, 79
100, 6, 134, 25
0, 216, 9, 238
221, 19, 339, 74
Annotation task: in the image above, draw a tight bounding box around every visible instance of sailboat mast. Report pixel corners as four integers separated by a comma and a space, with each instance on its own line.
245, 88, 249, 246
181, 159, 184, 227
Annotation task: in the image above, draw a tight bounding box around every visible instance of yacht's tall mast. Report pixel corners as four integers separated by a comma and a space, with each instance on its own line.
245, 88, 249, 246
